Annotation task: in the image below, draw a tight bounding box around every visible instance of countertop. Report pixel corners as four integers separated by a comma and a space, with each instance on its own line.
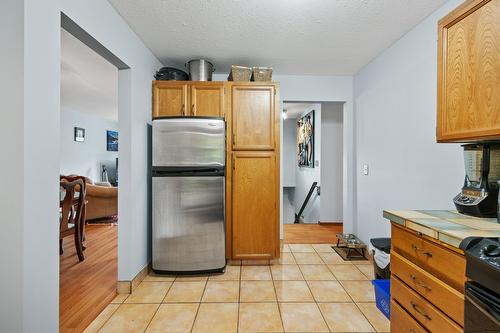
383, 210, 500, 249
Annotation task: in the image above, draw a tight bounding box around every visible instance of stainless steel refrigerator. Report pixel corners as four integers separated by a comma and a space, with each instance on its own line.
152, 117, 225, 274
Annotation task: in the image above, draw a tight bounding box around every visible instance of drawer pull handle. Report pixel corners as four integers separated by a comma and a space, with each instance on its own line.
411, 301, 432, 320
411, 244, 433, 257
410, 274, 432, 291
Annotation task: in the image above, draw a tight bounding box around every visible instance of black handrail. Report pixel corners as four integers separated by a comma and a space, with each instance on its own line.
294, 182, 319, 224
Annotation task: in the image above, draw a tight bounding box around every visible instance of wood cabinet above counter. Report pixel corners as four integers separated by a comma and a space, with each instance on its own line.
437, 0, 500, 142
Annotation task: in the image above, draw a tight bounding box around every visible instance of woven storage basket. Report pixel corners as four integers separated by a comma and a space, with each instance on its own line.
228, 65, 252, 81
251, 67, 273, 82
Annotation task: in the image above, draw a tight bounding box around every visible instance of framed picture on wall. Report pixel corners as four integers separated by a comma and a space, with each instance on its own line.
74, 127, 85, 142
107, 130, 118, 151
297, 110, 314, 167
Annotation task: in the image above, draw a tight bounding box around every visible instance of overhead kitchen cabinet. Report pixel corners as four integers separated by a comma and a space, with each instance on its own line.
190, 83, 224, 117
231, 84, 276, 150
152, 81, 224, 118
437, 0, 500, 142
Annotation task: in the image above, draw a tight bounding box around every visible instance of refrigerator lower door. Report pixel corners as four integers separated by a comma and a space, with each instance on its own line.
152, 176, 225, 273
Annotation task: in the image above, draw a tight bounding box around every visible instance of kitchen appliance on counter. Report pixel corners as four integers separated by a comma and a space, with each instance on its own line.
454, 143, 500, 218
151, 117, 225, 274
185, 59, 214, 81
460, 237, 500, 332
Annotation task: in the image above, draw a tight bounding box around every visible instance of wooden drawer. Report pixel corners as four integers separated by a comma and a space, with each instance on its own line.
391, 276, 462, 333
391, 299, 428, 333
392, 224, 465, 291
391, 251, 464, 326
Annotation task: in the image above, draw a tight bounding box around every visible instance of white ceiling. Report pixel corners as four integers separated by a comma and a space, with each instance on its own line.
61, 29, 118, 122
283, 102, 317, 119
108, 0, 448, 75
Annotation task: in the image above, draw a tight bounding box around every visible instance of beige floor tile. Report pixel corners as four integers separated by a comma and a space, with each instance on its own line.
124, 281, 172, 303
202, 281, 240, 302
242, 259, 270, 265
163, 281, 206, 303
278, 252, 297, 264
289, 244, 316, 253
83, 303, 119, 333
111, 293, 129, 304
175, 274, 209, 281
293, 252, 324, 264
241, 265, 272, 280
299, 264, 336, 280
240, 281, 277, 302
274, 281, 314, 302
143, 273, 176, 282
340, 281, 376, 302
99, 304, 159, 333
312, 244, 336, 253
319, 302, 375, 332
239, 303, 284, 333
318, 252, 351, 264
209, 265, 241, 281
329, 264, 367, 280
357, 302, 390, 332
281, 244, 291, 253
356, 264, 376, 279
271, 265, 304, 280
145, 303, 198, 333
279, 303, 329, 332
192, 303, 238, 333
307, 280, 351, 302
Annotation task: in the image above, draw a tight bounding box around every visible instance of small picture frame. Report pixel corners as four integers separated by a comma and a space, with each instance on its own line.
74, 127, 85, 142
107, 130, 118, 152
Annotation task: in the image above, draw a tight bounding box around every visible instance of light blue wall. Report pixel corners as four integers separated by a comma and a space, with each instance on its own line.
353, 0, 465, 243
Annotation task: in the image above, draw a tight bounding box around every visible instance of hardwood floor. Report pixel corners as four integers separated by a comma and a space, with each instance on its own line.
284, 223, 343, 244
60, 224, 117, 333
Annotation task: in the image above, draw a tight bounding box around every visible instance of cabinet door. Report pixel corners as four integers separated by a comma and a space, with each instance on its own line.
437, 0, 500, 142
232, 85, 275, 150
153, 83, 188, 118
232, 152, 277, 259
191, 84, 224, 117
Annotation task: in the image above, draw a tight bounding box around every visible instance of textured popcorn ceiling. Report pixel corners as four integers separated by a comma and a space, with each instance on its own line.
108, 0, 449, 75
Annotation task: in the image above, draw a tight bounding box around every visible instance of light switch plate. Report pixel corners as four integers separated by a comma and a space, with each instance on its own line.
363, 164, 369, 175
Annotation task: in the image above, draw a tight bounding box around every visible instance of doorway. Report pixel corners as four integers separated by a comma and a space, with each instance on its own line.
282, 101, 344, 243
59, 16, 126, 332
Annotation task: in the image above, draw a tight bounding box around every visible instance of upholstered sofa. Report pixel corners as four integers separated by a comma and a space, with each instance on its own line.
86, 182, 118, 221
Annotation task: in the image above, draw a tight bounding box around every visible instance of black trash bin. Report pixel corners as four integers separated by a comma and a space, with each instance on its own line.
370, 238, 391, 279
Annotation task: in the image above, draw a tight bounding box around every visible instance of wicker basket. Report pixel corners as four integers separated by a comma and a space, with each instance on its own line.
251, 67, 273, 82
228, 65, 252, 81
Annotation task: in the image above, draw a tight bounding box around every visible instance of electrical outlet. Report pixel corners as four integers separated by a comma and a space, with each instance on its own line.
363, 164, 369, 175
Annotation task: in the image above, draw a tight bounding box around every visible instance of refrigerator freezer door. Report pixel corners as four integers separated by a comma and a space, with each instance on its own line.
153, 118, 225, 167
152, 176, 225, 272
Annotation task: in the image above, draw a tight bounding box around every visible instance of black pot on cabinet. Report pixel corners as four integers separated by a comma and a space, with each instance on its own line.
154, 67, 189, 81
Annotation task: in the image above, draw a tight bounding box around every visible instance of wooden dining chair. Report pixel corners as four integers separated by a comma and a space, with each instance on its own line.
60, 176, 87, 261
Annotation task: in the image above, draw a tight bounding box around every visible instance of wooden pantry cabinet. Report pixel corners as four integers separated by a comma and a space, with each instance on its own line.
227, 83, 280, 260
437, 0, 500, 142
152, 81, 224, 118
151, 80, 280, 260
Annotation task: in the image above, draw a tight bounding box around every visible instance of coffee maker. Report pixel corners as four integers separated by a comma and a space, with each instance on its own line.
453, 143, 500, 218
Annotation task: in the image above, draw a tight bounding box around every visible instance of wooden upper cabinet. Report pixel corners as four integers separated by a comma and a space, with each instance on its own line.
153, 82, 188, 117
437, 0, 500, 142
232, 152, 278, 259
232, 85, 275, 150
191, 83, 224, 117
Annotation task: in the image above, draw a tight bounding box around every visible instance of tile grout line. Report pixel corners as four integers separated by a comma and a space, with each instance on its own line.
271, 257, 286, 333
189, 276, 208, 333
94, 299, 122, 333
